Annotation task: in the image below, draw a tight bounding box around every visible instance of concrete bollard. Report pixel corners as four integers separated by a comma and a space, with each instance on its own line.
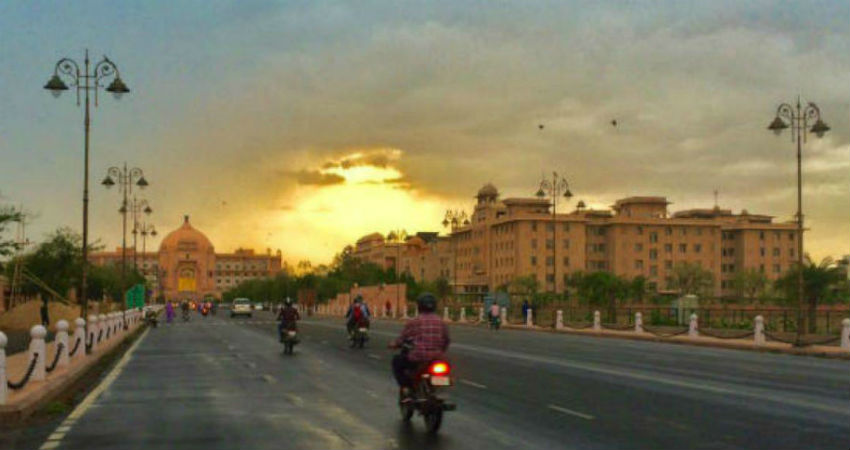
635, 312, 643, 333
443, 306, 450, 321
593, 310, 601, 331
556, 310, 564, 330
500, 307, 507, 325
754, 315, 765, 346
98, 314, 107, 342
56, 320, 70, 369
73, 318, 86, 363
526, 308, 534, 327
478, 306, 484, 322
29, 325, 47, 382
459, 307, 466, 322
840, 318, 850, 351
689, 313, 699, 337
88, 315, 99, 352
0, 331, 7, 405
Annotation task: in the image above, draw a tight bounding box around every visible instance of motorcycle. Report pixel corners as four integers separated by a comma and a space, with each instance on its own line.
488, 313, 501, 330
201, 307, 209, 317
349, 319, 369, 349
182, 309, 190, 322
145, 310, 158, 328
281, 325, 299, 355
397, 341, 456, 433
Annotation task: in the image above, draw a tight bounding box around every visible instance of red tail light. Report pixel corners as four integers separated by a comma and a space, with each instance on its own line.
429, 361, 450, 376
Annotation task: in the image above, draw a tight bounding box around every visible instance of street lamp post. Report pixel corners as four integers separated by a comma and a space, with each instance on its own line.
44, 50, 130, 319
129, 198, 153, 269
767, 98, 829, 344
138, 223, 157, 302
442, 210, 469, 304
102, 164, 148, 297
536, 172, 573, 294
386, 229, 408, 316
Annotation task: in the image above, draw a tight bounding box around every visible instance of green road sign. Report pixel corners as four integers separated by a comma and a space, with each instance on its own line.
125, 283, 146, 309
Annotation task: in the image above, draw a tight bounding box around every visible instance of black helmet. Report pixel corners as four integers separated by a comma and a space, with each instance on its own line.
354, 295, 364, 303
284, 298, 293, 306
416, 292, 437, 313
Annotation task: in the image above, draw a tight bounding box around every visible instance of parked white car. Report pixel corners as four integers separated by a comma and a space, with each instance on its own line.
230, 298, 253, 318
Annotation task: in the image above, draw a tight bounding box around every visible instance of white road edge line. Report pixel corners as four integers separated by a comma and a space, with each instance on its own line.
38, 328, 150, 450
548, 404, 595, 420
460, 379, 487, 389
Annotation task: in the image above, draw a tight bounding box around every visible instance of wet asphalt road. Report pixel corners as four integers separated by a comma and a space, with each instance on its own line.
20, 310, 850, 450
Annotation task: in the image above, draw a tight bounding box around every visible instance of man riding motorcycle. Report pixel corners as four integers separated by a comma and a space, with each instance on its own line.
388, 293, 450, 398
345, 295, 371, 337
277, 298, 300, 342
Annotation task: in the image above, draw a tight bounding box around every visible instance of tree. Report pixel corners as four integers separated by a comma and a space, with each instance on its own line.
628, 276, 648, 303
732, 268, 768, 302
666, 262, 714, 297
0, 204, 22, 263
774, 256, 846, 333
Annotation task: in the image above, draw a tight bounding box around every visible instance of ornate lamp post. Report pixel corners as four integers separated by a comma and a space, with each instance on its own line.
129, 198, 153, 269
44, 50, 130, 319
137, 223, 156, 302
767, 98, 829, 343
536, 172, 573, 294
442, 210, 469, 303
386, 229, 408, 316
102, 164, 148, 295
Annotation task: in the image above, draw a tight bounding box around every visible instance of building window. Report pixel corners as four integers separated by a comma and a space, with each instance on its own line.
773, 248, 780, 257
650, 265, 658, 276
759, 231, 765, 240
563, 239, 570, 249
665, 260, 673, 269
563, 223, 570, 232
563, 256, 570, 266
759, 264, 765, 273
635, 259, 644, 270
773, 264, 781, 273
634, 243, 643, 252
546, 274, 555, 282
649, 249, 658, 260
679, 244, 687, 253
664, 243, 673, 253
696, 228, 703, 236
546, 223, 554, 232
788, 232, 794, 241
546, 239, 554, 250
649, 232, 658, 243
694, 244, 702, 253
531, 222, 537, 231
680, 228, 687, 236
759, 247, 766, 257
546, 256, 554, 267
665, 227, 672, 236
531, 256, 537, 266
789, 248, 795, 257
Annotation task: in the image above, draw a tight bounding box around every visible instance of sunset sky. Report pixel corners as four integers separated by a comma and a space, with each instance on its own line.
1, 1, 848, 265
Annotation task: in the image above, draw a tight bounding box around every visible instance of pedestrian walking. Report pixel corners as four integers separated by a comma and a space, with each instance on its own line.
165, 301, 175, 323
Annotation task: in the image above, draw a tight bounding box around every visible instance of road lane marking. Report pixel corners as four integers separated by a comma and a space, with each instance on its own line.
244, 361, 257, 369
460, 379, 487, 389
367, 353, 381, 360
38, 328, 150, 450
262, 374, 277, 384
548, 404, 595, 420
285, 393, 304, 407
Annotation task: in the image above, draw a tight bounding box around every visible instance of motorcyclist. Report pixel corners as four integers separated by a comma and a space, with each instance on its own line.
181, 300, 190, 319
277, 298, 300, 342
388, 293, 450, 397
345, 295, 371, 337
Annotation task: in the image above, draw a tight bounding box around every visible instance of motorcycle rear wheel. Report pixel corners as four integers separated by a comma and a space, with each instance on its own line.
424, 409, 443, 433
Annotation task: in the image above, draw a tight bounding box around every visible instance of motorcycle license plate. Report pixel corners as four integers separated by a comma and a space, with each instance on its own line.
287, 331, 297, 337
358, 328, 367, 332
430, 376, 451, 386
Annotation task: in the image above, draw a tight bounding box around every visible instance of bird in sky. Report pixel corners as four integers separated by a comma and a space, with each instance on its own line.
611, 119, 618, 127
538, 124, 544, 130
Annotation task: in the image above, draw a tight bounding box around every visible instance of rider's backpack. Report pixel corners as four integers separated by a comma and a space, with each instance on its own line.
352, 304, 363, 322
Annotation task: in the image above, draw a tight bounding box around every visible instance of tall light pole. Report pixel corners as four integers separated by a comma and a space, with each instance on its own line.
44, 50, 130, 319
442, 210, 469, 304
129, 198, 153, 269
386, 229, 408, 315
536, 172, 573, 294
138, 223, 157, 302
767, 98, 829, 343
102, 164, 148, 297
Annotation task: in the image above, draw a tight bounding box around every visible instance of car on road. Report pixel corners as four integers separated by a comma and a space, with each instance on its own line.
231, 298, 253, 318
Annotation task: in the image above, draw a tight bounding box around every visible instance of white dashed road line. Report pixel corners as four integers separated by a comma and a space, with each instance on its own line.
547, 404, 595, 420
460, 379, 487, 389
367, 353, 381, 360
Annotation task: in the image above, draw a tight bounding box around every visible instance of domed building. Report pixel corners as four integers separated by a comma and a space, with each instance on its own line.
89, 215, 283, 302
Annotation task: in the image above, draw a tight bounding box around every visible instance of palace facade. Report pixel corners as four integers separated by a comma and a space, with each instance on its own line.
89, 216, 283, 301
350, 184, 800, 299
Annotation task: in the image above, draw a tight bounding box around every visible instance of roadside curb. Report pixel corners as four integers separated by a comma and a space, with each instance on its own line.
0, 324, 148, 425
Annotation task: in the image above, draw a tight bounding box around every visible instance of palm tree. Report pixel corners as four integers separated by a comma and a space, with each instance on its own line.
775, 255, 845, 333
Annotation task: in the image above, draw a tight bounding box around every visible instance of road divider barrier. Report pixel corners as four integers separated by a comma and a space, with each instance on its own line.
0, 307, 148, 409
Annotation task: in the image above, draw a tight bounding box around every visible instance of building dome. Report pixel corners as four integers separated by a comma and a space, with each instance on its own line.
477, 183, 499, 198
158, 215, 215, 253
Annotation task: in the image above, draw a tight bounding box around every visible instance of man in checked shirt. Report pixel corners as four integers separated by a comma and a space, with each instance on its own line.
388, 293, 451, 397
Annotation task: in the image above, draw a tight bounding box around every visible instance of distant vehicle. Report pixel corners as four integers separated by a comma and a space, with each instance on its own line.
231, 298, 253, 318
253, 302, 264, 311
